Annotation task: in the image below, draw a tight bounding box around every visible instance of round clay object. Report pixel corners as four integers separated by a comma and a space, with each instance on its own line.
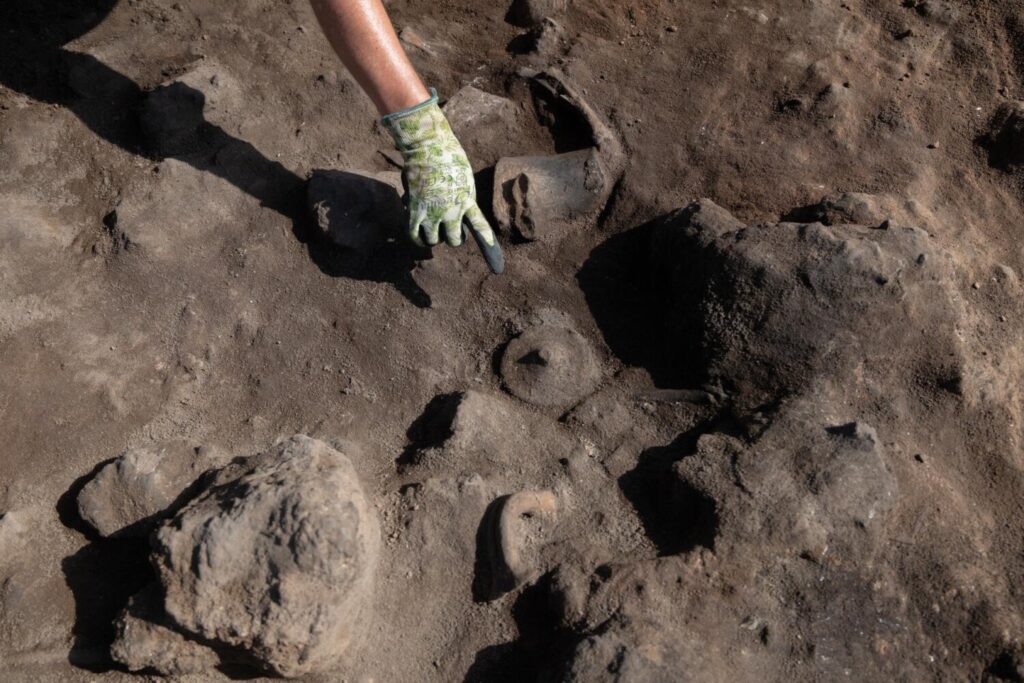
500, 324, 601, 407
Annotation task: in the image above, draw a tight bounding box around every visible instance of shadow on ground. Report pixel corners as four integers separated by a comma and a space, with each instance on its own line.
576, 222, 703, 390
463, 577, 581, 683
618, 424, 721, 556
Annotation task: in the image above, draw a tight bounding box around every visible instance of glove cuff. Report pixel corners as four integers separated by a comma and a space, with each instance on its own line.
381, 87, 450, 150
381, 87, 439, 124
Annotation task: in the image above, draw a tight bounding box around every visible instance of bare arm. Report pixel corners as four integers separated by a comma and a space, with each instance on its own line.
309, 0, 430, 114
309, 0, 504, 271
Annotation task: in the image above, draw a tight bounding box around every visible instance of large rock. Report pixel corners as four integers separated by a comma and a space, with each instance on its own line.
648, 198, 964, 412
149, 435, 380, 677
76, 442, 223, 538
672, 404, 898, 560
493, 149, 609, 241
492, 70, 624, 240
307, 169, 404, 252
541, 198, 1005, 681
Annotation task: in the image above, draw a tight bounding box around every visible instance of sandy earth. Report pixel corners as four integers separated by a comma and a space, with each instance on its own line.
2, 0, 1024, 681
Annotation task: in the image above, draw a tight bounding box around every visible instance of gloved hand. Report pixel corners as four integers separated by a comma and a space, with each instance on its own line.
382, 89, 504, 274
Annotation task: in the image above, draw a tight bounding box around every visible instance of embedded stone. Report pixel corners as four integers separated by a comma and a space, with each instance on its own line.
152, 435, 380, 677
501, 322, 602, 408
487, 490, 559, 596
76, 442, 223, 538
307, 169, 404, 252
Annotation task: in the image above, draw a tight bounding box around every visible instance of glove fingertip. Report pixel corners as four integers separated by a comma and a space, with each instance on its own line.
463, 214, 505, 275
443, 219, 464, 247
409, 225, 426, 248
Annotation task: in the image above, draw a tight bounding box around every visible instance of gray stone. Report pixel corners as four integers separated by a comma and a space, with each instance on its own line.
442, 86, 516, 139
672, 407, 899, 561
995, 263, 1020, 289
152, 435, 380, 677
561, 629, 678, 683
76, 442, 223, 538
111, 584, 220, 676
915, 0, 959, 24
493, 150, 608, 240
564, 388, 635, 446
0, 508, 32, 573
398, 26, 436, 56
807, 192, 894, 226
307, 169, 404, 252
531, 18, 568, 56
501, 320, 602, 408
493, 70, 623, 239
408, 390, 525, 467
0, 508, 30, 548
816, 422, 897, 529
404, 389, 585, 476
439, 86, 525, 170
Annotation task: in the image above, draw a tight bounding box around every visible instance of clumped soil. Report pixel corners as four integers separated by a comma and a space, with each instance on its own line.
2, 0, 1024, 681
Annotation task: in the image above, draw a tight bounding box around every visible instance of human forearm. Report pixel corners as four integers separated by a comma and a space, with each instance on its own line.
309, 0, 429, 114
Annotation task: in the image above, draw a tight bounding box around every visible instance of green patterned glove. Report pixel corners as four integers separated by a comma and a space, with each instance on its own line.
382, 89, 504, 273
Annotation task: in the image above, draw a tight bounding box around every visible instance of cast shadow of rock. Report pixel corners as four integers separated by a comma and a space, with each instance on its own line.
60, 538, 154, 672
53, 458, 150, 671
53, 457, 146, 670
56, 463, 154, 672
463, 576, 580, 683
576, 222, 702, 390
0, 2, 429, 307
470, 495, 508, 603
0, 2, 302, 217
55, 461, 153, 672
617, 423, 720, 556
395, 392, 463, 469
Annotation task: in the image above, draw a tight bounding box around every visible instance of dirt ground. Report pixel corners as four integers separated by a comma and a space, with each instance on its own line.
2, 0, 1024, 681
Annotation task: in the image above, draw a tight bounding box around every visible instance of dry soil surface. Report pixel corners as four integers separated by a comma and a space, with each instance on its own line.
2, 0, 1024, 681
